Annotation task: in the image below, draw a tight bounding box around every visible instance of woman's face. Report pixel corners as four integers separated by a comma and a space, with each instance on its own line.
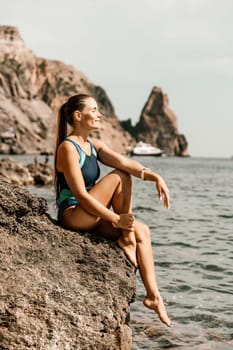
80, 98, 102, 130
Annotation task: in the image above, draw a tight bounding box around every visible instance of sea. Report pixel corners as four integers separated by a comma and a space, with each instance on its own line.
3, 155, 233, 349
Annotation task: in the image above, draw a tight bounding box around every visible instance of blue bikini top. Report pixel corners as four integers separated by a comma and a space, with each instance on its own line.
58, 138, 100, 203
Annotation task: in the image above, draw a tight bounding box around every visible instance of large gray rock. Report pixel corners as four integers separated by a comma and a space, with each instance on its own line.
0, 180, 136, 349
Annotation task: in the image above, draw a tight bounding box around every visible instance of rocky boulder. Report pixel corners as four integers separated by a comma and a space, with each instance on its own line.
0, 157, 34, 185
121, 87, 189, 156
0, 26, 134, 155
27, 157, 54, 185
0, 180, 136, 349
0, 157, 53, 185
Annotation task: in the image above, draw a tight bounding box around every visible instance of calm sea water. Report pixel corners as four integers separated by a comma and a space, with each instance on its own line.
4, 155, 233, 349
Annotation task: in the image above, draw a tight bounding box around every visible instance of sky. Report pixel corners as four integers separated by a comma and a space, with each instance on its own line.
0, 0, 233, 158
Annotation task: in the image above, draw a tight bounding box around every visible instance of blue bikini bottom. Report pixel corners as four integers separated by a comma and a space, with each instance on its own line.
58, 198, 78, 221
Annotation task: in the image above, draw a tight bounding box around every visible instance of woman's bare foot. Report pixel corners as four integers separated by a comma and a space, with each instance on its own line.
143, 295, 171, 327
117, 237, 138, 268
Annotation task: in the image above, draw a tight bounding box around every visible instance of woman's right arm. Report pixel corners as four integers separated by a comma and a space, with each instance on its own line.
56, 142, 133, 230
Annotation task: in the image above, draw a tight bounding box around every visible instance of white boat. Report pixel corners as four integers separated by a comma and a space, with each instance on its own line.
131, 141, 163, 156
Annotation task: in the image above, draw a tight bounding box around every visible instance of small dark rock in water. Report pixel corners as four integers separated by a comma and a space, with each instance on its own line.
0, 180, 136, 349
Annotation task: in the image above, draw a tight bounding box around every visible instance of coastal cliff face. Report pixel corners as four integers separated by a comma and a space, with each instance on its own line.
121, 87, 189, 156
0, 180, 136, 349
0, 26, 188, 156
0, 26, 133, 154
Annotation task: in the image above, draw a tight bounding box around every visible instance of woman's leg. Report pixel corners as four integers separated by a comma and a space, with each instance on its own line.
97, 218, 171, 326
134, 221, 171, 327
61, 170, 170, 325
61, 170, 137, 266
109, 171, 137, 267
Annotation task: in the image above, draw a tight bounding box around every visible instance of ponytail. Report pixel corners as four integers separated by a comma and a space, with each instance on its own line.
54, 102, 68, 205
56, 102, 68, 150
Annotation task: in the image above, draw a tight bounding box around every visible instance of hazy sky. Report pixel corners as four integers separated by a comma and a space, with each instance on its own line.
1, 0, 233, 157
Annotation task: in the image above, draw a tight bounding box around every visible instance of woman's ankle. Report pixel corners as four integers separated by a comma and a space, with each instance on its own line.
145, 291, 161, 301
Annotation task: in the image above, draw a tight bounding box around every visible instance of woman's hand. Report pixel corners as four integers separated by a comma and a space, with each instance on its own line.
112, 213, 135, 231
155, 175, 170, 209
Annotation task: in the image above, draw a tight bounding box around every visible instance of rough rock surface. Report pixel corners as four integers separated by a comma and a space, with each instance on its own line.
121, 87, 189, 156
0, 26, 134, 155
0, 157, 54, 185
0, 180, 136, 349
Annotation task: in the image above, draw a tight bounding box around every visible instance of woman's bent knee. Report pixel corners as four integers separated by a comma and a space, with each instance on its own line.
111, 169, 132, 187
135, 221, 151, 243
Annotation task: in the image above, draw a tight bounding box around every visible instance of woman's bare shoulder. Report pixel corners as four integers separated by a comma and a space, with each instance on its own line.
56, 139, 80, 171
58, 139, 78, 153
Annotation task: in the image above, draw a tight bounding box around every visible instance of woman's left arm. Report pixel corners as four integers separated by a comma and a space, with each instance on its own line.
93, 139, 170, 208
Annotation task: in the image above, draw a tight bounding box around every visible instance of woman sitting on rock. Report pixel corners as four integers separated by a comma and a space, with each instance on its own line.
54, 94, 171, 327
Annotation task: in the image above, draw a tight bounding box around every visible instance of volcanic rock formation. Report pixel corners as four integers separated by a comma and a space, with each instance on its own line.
0, 180, 135, 349
121, 87, 189, 156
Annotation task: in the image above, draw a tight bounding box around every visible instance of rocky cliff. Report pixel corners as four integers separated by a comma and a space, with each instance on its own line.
121, 87, 189, 156
0, 26, 189, 157
0, 180, 136, 349
0, 26, 133, 155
